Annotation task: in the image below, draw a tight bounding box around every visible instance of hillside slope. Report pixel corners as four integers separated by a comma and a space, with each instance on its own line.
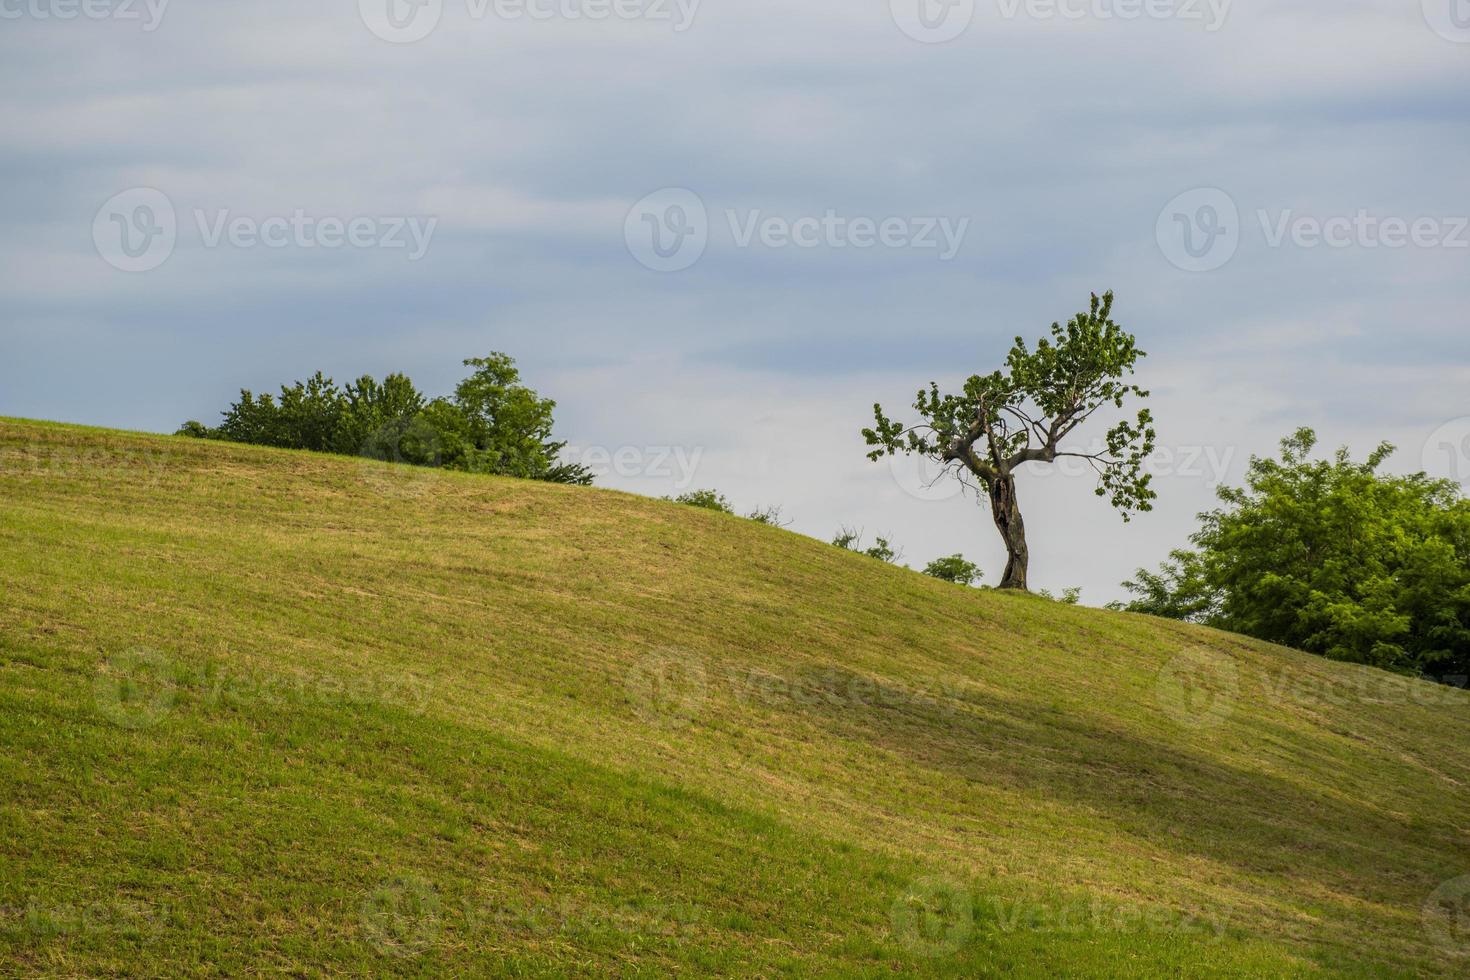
2, 418, 1468, 977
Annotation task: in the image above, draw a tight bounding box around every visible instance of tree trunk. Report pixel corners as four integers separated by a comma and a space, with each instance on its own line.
988, 474, 1029, 591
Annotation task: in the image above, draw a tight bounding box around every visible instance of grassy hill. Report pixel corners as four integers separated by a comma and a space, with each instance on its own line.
2, 417, 1468, 977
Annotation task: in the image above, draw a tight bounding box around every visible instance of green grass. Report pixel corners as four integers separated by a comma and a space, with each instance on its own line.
2, 417, 1468, 976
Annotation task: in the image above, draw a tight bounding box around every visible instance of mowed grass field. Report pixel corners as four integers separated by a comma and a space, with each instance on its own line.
2, 417, 1469, 976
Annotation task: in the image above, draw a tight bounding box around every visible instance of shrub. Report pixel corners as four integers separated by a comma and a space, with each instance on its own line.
747, 505, 790, 527
1118, 428, 1470, 676
832, 527, 903, 564
864, 537, 901, 564
179, 354, 590, 485
923, 554, 982, 586
666, 489, 734, 514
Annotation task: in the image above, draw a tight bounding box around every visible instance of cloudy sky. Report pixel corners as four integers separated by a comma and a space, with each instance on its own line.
2, 0, 1468, 601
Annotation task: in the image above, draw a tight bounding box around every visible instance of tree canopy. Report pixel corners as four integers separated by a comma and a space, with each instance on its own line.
863, 291, 1155, 589
178, 353, 591, 485
1117, 428, 1470, 678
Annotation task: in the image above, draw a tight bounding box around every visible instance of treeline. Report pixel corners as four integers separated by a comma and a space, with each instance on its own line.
178, 353, 591, 485
1115, 428, 1470, 681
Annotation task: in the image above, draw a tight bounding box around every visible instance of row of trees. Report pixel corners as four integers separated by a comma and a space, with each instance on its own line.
1114, 429, 1470, 679
178, 353, 591, 485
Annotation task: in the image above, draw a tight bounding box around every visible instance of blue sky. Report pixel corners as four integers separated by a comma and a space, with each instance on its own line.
2, 0, 1468, 600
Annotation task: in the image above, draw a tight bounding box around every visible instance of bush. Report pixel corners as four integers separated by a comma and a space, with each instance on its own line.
179, 354, 591, 485
831, 527, 902, 564
1118, 428, 1470, 676
923, 554, 982, 586
864, 537, 901, 564
666, 489, 734, 514
747, 505, 790, 527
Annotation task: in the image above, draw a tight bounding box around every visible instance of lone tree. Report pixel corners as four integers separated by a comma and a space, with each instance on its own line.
862, 291, 1156, 591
